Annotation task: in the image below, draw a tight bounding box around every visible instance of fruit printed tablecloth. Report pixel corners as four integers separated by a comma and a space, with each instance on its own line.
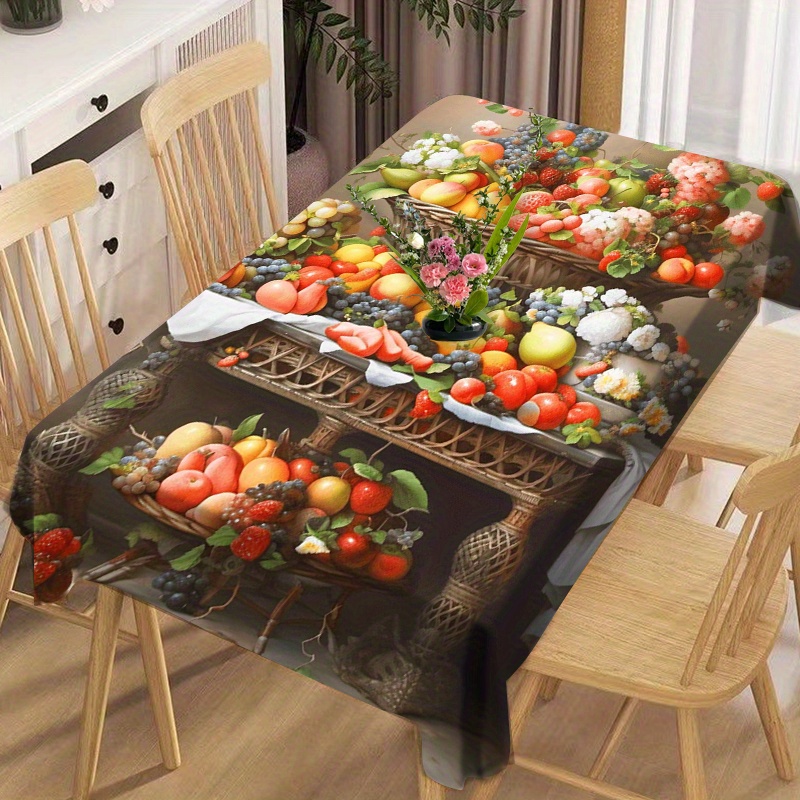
10, 95, 800, 790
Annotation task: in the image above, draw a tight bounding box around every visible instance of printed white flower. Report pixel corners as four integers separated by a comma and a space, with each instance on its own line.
408, 232, 425, 250
529, 290, 545, 302
638, 397, 673, 435
724, 299, 739, 309
442, 133, 460, 143
626, 297, 639, 307
626, 324, 660, 352
635, 305, 653, 322
576, 307, 633, 346
708, 288, 724, 300
401, 149, 424, 165
295, 536, 330, 555
472, 120, 503, 137
650, 342, 670, 362
594, 368, 641, 402
581, 286, 599, 298
717, 318, 732, 332
560, 289, 585, 309
601, 288, 629, 307
421, 138, 436, 147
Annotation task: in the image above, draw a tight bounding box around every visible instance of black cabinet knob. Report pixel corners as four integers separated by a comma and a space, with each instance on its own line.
99, 181, 115, 199
91, 94, 109, 113
103, 237, 119, 255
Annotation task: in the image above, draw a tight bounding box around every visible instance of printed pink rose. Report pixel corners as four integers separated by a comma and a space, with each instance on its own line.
471, 120, 502, 137
461, 253, 488, 278
420, 262, 450, 288
439, 273, 471, 306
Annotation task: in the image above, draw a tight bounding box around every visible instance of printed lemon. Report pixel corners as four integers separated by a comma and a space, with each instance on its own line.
333, 243, 375, 264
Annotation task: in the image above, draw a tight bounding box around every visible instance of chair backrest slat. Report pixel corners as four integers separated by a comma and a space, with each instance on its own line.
683, 441, 800, 682
141, 42, 278, 295
0, 160, 108, 476
42, 224, 89, 388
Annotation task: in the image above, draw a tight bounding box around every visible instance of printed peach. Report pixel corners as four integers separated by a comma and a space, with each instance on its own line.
444, 171, 483, 191
656, 257, 695, 284
419, 181, 468, 208
238, 457, 291, 492
460, 139, 505, 166
480, 350, 518, 376
370, 274, 424, 308
408, 178, 441, 199
156, 470, 214, 514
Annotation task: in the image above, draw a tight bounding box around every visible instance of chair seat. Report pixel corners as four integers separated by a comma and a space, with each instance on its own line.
525, 499, 788, 708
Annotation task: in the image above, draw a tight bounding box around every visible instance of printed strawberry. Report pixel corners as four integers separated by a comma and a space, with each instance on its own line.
35, 566, 73, 602
369, 225, 387, 237
60, 538, 82, 557
574, 361, 609, 379
513, 171, 539, 191
535, 147, 556, 161
231, 526, 272, 561
410, 390, 442, 419
372, 244, 390, 254
563, 170, 582, 184
671, 205, 702, 224
217, 355, 240, 368
538, 166, 565, 188
368, 546, 412, 582
553, 184, 580, 201
645, 172, 676, 195
598, 250, 622, 273
248, 500, 284, 523
349, 481, 394, 515
379, 260, 405, 276
757, 181, 784, 201
33, 560, 58, 586
33, 527, 74, 558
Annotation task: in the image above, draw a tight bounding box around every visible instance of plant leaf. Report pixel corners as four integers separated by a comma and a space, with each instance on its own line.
330, 510, 355, 529
462, 288, 488, 318
79, 447, 124, 475
353, 462, 383, 481
339, 447, 367, 464
232, 414, 264, 443
170, 545, 205, 571
206, 525, 239, 546
387, 469, 429, 511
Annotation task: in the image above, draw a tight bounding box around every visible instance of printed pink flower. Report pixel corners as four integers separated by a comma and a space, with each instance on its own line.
507, 108, 525, 117
477, 98, 490, 105
461, 253, 488, 278
721, 210, 766, 246
668, 152, 730, 203
439, 273, 471, 306
472, 120, 502, 137
420, 262, 449, 288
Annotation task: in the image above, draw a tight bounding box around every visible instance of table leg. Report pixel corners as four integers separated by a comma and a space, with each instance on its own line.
0, 524, 24, 633
635, 447, 684, 506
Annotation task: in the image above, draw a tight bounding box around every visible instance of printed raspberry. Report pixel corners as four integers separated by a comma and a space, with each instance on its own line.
410, 390, 442, 419
33, 528, 74, 558
539, 167, 565, 188
513, 171, 539, 191
248, 500, 285, 523
553, 184, 580, 201
535, 147, 556, 161
231, 526, 272, 561
671, 205, 702, 224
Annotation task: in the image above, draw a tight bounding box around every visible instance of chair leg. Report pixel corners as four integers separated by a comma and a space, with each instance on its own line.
790, 536, 800, 635
469, 672, 544, 800
676, 708, 708, 800
539, 676, 561, 702
686, 455, 703, 474
0, 524, 24, 632
635, 447, 683, 506
132, 599, 181, 770
73, 585, 124, 800
750, 663, 795, 781
589, 697, 640, 781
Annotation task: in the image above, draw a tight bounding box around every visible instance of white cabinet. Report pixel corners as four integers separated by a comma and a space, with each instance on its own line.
0, 0, 286, 382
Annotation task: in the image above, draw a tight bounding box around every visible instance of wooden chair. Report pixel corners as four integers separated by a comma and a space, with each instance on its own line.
637, 323, 800, 625
470, 441, 800, 800
0, 161, 180, 800
141, 41, 280, 300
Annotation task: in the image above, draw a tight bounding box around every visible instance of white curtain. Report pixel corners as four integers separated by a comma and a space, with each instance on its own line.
621, 0, 800, 186
307, 0, 583, 183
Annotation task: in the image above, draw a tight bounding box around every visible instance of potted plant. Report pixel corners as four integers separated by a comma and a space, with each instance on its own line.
1, 0, 62, 33
282, 0, 525, 209
351, 182, 528, 341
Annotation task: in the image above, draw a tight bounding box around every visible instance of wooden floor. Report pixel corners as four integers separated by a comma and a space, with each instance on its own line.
1, 459, 799, 800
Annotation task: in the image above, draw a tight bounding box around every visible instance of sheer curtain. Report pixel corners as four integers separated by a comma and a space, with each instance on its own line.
621, 0, 800, 187
303, 0, 583, 183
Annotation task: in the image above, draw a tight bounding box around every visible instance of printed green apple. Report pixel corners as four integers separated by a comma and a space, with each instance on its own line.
606, 177, 647, 208
380, 167, 426, 190
518, 322, 577, 369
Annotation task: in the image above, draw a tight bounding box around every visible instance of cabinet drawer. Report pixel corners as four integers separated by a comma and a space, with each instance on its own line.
0, 135, 19, 193
46, 176, 167, 320
26, 51, 157, 163
91, 130, 155, 209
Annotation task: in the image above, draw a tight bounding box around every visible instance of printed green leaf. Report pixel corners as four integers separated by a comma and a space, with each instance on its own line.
259, 552, 286, 571
330, 510, 355, 529
651, 143, 678, 152
169, 545, 205, 571
79, 529, 95, 555
353, 462, 383, 481
339, 447, 367, 465
79, 447, 125, 475
424, 363, 451, 374
361, 186, 408, 201
125, 523, 163, 547
206, 525, 239, 546
102, 393, 138, 409
413, 371, 454, 393
548, 230, 574, 241
232, 414, 264, 443
369, 529, 388, 544
349, 156, 395, 175
462, 288, 488, 318
484, 102, 508, 114
765, 197, 786, 213
23, 513, 63, 533
500, 289, 517, 301
387, 469, 429, 511
295, 665, 314, 678
721, 187, 751, 209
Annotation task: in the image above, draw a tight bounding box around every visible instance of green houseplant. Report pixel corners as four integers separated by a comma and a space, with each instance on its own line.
283, 0, 525, 155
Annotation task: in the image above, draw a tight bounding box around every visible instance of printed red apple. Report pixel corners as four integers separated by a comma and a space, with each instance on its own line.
492, 370, 532, 411
690, 261, 725, 289
566, 402, 602, 426
529, 392, 568, 430
156, 470, 214, 514
521, 364, 558, 393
